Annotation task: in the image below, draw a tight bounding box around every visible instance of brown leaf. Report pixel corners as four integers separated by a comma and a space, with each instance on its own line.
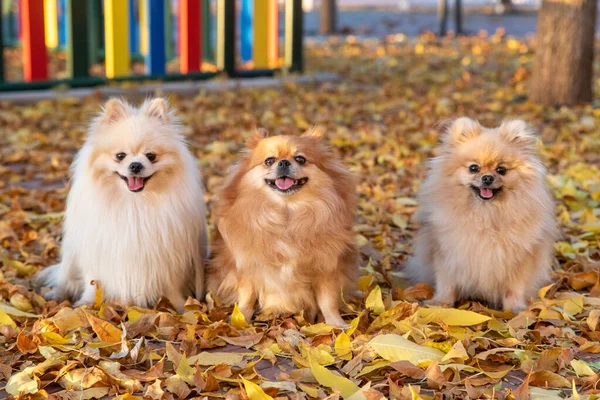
16, 329, 39, 354
512, 374, 530, 400
425, 361, 446, 390
528, 370, 571, 388
402, 282, 434, 301
123, 357, 166, 382
83, 310, 123, 343
535, 347, 561, 372
144, 379, 165, 400
390, 360, 426, 379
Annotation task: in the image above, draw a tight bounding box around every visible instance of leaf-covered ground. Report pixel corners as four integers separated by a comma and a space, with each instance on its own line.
1, 31, 600, 399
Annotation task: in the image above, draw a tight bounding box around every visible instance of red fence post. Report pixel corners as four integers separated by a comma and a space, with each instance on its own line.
20, 0, 48, 81
179, 0, 202, 74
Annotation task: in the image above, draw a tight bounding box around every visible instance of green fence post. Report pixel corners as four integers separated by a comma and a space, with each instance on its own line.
217, 0, 235, 77
0, 0, 4, 82
202, 0, 212, 63
87, 0, 102, 66
285, 0, 303, 73
67, 0, 89, 78
164, 0, 173, 61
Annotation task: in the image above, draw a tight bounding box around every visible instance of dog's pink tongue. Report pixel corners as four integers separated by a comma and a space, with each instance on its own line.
275, 177, 295, 190
480, 188, 494, 198
127, 177, 144, 191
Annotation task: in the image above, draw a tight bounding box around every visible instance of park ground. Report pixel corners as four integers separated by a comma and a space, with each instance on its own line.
1, 32, 600, 399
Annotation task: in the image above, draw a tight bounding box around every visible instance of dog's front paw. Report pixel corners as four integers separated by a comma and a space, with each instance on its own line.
43, 288, 65, 302
424, 296, 455, 308
324, 316, 351, 329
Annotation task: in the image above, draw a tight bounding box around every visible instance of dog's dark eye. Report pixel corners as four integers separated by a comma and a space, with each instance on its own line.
469, 164, 480, 173
146, 153, 157, 162
496, 166, 506, 175
116, 152, 126, 161
265, 157, 276, 166
294, 156, 306, 164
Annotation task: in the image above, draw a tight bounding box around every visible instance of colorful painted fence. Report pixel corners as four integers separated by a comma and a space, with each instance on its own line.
0, 0, 304, 91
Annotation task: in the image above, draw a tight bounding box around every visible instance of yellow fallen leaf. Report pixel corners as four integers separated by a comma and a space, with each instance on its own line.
10, 294, 33, 312
571, 379, 581, 400
335, 332, 352, 360
300, 323, 335, 336
346, 312, 363, 336
242, 378, 274, 400
528, 386, 563, 400
84, 311, 123, 343
231, 303, 249, 329
357, 274, 373, 293
570, 359, 595, 377
5, 371, 38, 396
408, 385, 425, 400
298, 383, 319, 398
355, 360, 390, 378
93, 281, 104, 309
0, 307, 17, 328
177, 354, 197, 384
417, 307, 491, 326
562, 295, 584, 316
187, 351, 246, 366
41, 331, 70, 345
538, 283, 554, 300
440, 340, 468, 362
0, 302, 39, 318
587, 309, 600, 331
369, 334, 445, 365
365, 285, 385, 315
308, 354, 360, 399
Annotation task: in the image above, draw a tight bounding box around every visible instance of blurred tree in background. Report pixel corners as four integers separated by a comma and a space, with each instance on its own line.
532, 0, 597, 105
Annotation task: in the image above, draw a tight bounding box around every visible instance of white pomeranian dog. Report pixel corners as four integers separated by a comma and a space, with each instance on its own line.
36, 98, 208, 310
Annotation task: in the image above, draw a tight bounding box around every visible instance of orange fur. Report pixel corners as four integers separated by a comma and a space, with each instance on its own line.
406, 118, 558, 313
207, 130, 358, 326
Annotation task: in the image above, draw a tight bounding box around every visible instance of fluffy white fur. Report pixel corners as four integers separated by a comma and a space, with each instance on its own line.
36, 98, 208, 310
406, 118, 557, 312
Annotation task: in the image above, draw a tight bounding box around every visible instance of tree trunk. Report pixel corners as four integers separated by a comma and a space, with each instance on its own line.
455, 0, 463, 34
531, 0, 597, 105
320, 0, 337, 35
438, 0, 448, 36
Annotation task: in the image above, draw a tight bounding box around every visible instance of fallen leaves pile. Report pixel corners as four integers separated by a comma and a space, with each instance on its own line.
1, 31, 600, 399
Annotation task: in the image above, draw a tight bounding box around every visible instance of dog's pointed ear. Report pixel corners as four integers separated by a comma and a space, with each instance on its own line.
247, 128, 269, 149
302, 125, 324, 139
143, 98, 171, 122
439, 117, 482, 144
499, 119, 538, 149
100, 98, 130, 124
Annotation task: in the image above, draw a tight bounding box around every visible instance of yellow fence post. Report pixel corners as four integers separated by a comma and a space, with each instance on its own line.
253, 0, 268, 68
104, 0, 130, 78
139, 0, 148, 56
44, 0, 59, 48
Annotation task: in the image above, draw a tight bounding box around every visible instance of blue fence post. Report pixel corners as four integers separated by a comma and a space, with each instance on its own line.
145, 0, 165, 74
128, 0, 138, 55
58, 0, 66, 47
240, 0, 252, 63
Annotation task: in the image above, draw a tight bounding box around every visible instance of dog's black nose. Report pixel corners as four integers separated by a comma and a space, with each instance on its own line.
129, 162, 144, 174
278, 159, 291, 168
482, 175, 494, 185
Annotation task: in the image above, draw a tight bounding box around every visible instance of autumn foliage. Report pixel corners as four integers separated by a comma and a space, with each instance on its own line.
0, 32, 599, 398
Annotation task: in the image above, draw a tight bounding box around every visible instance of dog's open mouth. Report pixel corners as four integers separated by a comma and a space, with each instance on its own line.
117, 173, 154, 192
265, 176, 308, 193
471, 185, 502, 200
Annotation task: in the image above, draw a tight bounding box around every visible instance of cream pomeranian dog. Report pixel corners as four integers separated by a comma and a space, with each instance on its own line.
36, 98, 208, 310
406, 118, 557, 312
207, 129, 358, 327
